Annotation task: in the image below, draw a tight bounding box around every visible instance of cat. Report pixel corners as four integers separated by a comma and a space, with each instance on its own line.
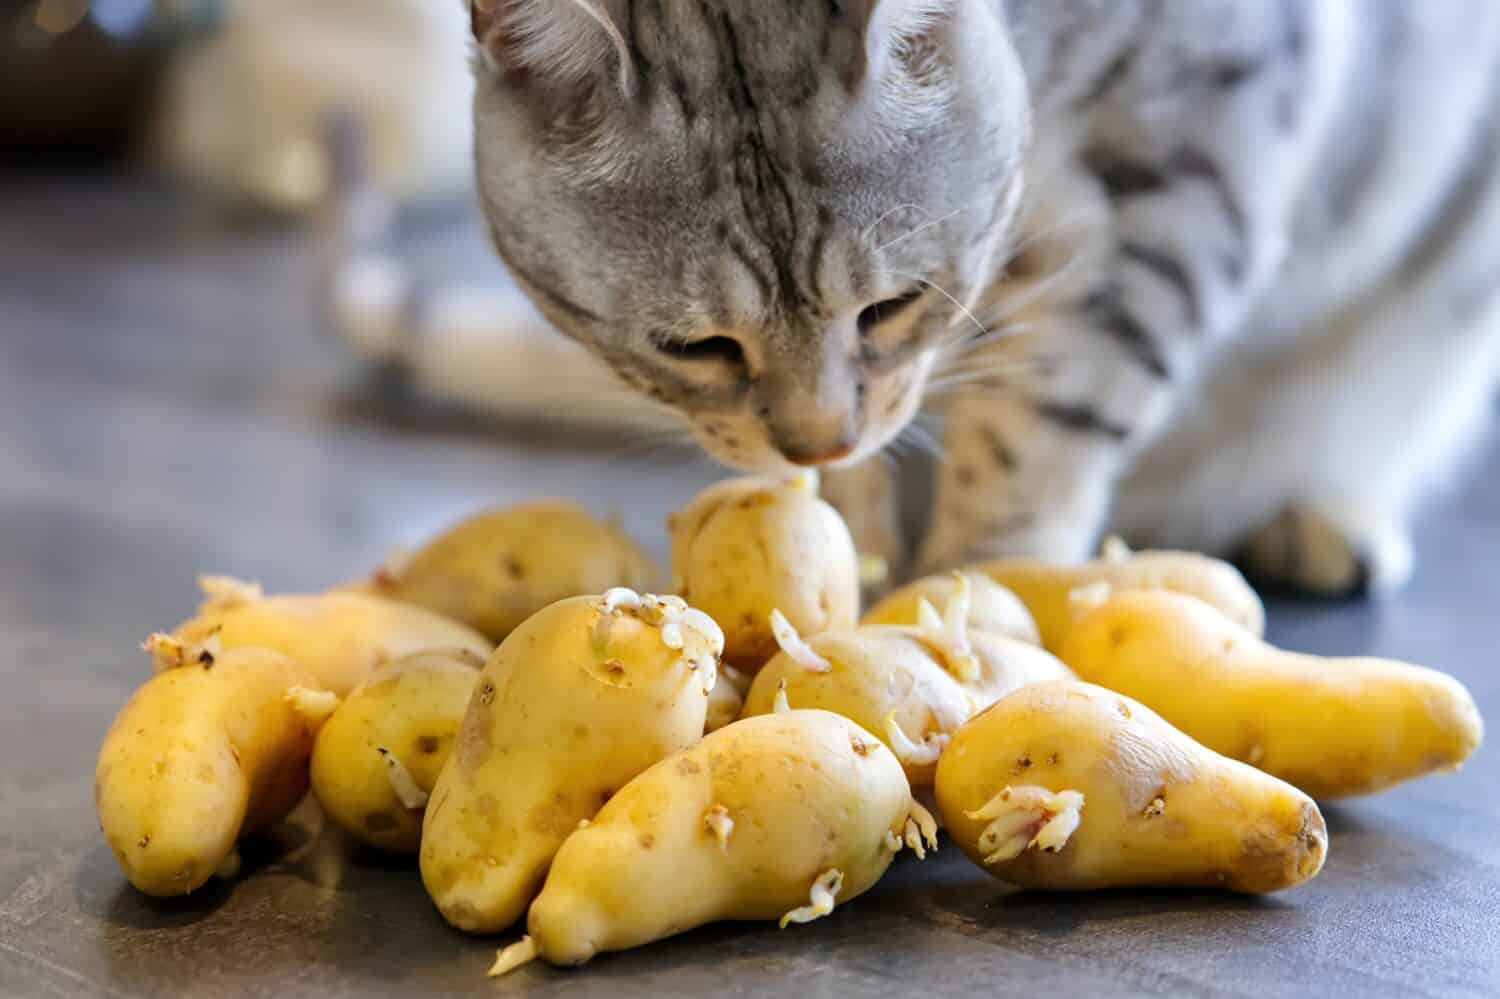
327, 0, 1500, 597
151, 0, 474, 213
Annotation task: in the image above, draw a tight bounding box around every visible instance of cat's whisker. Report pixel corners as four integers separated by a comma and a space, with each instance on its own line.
862, 203, 931, 242
876, 208, 963, 255
894, 271, 988, 341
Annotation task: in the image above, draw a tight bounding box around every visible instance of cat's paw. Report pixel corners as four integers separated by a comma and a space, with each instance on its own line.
1239, 501, 1414, 598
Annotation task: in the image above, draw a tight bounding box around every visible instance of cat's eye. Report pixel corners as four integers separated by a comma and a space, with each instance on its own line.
654, 335, 746, 369
857, 287, 927, 336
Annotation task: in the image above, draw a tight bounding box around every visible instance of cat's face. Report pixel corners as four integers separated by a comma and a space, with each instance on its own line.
471, 0, 1029, 471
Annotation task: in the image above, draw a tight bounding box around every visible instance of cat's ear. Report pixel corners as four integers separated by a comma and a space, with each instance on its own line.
471, 0, 633, 95
844, 0, 957, 81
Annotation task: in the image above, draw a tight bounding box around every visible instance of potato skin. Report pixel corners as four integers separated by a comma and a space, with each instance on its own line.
527, 711, 911, 967
96, 648, 322, 897
936, 681, 1327, 894
372, 502, 660, 642
742, 626, 1071, 786
863, 573, 1041, 646
310, 650, 483, 853
164, 591, 491, 697
1059, 591, 1485, 798
420, 594, 715, 934
980, 550, 1264, 651
671, 475, 859, 672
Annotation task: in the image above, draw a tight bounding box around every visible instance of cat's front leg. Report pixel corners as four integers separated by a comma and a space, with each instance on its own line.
820, 459, 907, 581
918, 0, 1328, 571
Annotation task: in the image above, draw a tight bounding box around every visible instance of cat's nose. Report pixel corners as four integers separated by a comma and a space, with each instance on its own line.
778, 438, 857, 467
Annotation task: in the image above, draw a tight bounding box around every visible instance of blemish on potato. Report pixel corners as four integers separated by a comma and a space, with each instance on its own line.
503, 557, 526, 581
137, 834, 151, 849
676, 758, 703, 775
639, 833, 656, 849
417, 735, 442, 754
478, 682, 496, 706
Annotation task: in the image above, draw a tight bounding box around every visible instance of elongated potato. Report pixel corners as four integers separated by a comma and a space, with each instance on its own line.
96, 647, 324, 897
421, 591, 722, 934
863, 572, 1040, 646
742, 621, 1071, 786
491, 710, 926, 974
980, 542, 1264, 651
148, 577, 491, 697
670, 473, 859, 672
1059, 590, 1484, 798
936, 681, 1327, 894
368, 502, 660, 641
310, 649, 484, 853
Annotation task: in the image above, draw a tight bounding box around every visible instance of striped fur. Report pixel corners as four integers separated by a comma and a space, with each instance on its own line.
330, 0, 1500, 594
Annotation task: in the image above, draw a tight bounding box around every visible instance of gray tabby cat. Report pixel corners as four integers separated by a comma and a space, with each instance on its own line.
332, 0, 1500, 596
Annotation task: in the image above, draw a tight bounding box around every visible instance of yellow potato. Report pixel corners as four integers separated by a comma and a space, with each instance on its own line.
980, 542, 1264, 651
368, 502, 661, 641
1059, 590, 1485, 798
936, 681, 1328, 894
742, 621, 1071, 786
863, 572, 1040, 646
148, 576, 492, 697
310, 649, 484, 854
670, 473, 859, 672
95, 647, 324, 897
421, 591, 722, 934
491, 710, 927, 974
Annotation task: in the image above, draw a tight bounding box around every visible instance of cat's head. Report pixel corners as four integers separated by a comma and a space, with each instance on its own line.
470, 0, 1030, 470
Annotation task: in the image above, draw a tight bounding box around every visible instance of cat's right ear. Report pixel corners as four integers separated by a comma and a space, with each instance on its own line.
843, 0, 958, 84
471, 0, 634, 96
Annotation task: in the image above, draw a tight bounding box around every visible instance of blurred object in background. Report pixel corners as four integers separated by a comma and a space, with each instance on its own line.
0, 0, 212, 163
147, 0, 475, 214
1, 0, 475, 213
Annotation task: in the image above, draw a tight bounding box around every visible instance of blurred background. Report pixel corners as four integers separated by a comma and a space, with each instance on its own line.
0, 0, 718, 609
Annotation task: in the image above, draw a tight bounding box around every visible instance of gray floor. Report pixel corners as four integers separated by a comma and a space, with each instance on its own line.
1, 175, 1496, 999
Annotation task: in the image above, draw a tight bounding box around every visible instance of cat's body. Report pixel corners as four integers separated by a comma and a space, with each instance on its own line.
330, 0, 1500, 594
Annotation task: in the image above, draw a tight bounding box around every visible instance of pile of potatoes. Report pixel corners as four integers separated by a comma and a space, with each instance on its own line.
96, 475, 1484, 975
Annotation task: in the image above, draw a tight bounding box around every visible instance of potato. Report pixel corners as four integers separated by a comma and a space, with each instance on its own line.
368, 502, 661, 641
979, 539, 1264, 651
421, 590, 722, 934
670, 473, 859, 672
96, 647, 324, 897
742, 617, 1071, 786
1059, 590, 1485, 798
148, 576, 492, 697
935, 681, 1328, 894
863, 572, 1040, 646
490, 710, 929, 974
310, 649, 484, 854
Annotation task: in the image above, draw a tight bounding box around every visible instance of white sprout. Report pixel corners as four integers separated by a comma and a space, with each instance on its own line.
965, 786, 1084, 865
372, 546, 412, 586
773, 679, 792, 714
377, 748, 429, 810
601, 587, 644, 613
488, 936, 539, 978
884, 830, 905, 853
1143, 797, 1166, 818
143, 631, 223, 671
779, 868, 843, 928
1100, 535, 1133, 563
770, 610, 831, 673
903, 798, 940, 859
704, 805, 734, 851
197, 575, 264, 608
1069, 581, 1114, 615
884, 713, 949, 767
916, 598, 945, 635
284, 686, 341, 725
788, 470, 821, 495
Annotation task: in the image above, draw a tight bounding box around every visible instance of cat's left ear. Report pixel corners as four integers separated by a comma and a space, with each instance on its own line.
471, 0, 634, 96
843, 0, 958, 83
